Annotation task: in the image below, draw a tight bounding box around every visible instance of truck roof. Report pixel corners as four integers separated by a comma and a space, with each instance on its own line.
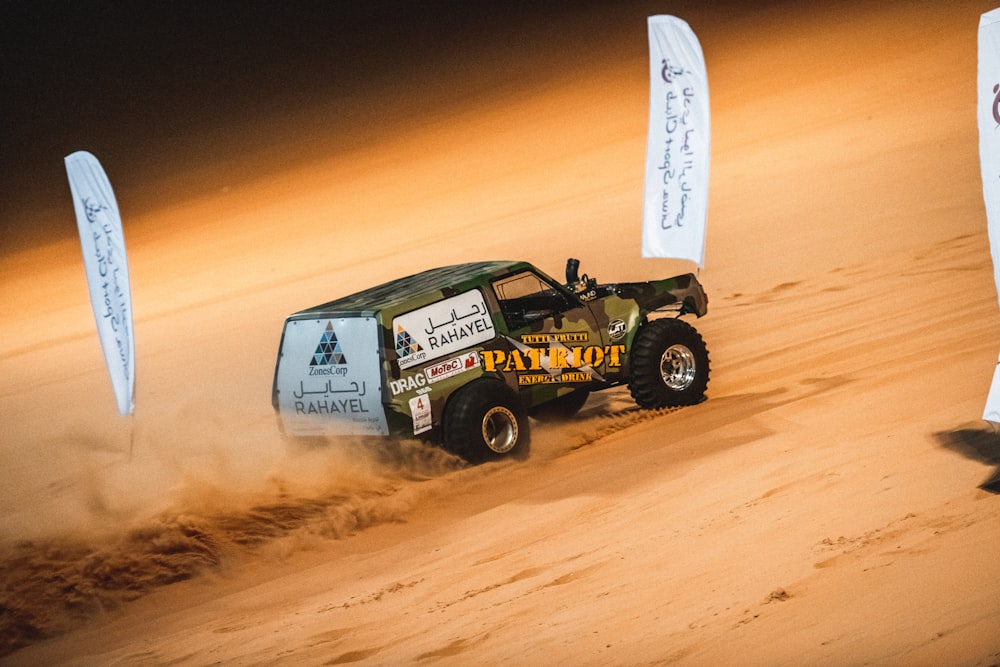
291, 260, 533, 318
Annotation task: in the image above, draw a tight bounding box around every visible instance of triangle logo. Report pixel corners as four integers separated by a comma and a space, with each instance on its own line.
394, 324, 423, 358
310, 322, 348, 366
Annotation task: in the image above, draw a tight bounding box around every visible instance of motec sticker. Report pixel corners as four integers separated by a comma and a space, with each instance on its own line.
425, 350, 480, 384
389, 351, 481, 396
394, 290, 495, 369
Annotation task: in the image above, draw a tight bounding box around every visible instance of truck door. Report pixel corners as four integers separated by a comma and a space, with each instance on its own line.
488, 270, 621, 406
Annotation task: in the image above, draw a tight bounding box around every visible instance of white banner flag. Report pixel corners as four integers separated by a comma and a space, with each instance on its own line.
66, 151, 135, 415
979, 9, 1000, 423
985, 352, 1000, 424
642, 15, 710, 266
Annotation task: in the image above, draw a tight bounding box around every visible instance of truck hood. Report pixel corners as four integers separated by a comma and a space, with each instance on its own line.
608, 273, 708, 317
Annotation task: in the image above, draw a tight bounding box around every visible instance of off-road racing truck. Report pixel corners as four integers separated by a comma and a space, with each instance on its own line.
272, 258, 709, 462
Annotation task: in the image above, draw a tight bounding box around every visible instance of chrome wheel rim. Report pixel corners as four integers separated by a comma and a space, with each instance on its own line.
660, 344, 697, 391
482, 406, 518, 454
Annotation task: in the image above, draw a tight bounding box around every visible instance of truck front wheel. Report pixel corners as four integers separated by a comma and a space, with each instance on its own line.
443, 379, 530, 463
629, 318, 709, 409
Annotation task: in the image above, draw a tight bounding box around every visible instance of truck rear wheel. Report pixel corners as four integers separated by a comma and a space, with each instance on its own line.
443, 379, 530, 463
629, 318, 709, 409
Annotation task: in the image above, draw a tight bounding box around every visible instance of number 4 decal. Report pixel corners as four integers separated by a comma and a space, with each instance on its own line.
409, 394, 432, 435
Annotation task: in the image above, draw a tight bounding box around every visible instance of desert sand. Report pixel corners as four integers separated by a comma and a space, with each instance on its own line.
2, 2, 1000, 665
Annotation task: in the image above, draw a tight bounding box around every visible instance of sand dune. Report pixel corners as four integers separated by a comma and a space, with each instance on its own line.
2, 2, 999, 664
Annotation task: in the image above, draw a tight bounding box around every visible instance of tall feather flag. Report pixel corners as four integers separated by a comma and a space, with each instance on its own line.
978, 9, 1000, 423
65, 151, 135, 416
642, 15, 710, 266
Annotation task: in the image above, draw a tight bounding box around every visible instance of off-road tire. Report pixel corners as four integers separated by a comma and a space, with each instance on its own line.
628, 318, 709, 409
443, 379, 530, 463
529, 390, 590, 422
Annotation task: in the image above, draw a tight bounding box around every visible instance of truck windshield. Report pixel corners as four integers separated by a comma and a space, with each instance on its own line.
492, 271, 570, 330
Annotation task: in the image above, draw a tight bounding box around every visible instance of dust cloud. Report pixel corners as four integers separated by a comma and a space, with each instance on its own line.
0, 423, 464, 656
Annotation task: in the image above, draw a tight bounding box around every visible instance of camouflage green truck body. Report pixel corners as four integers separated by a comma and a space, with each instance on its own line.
272, 260, 707, 444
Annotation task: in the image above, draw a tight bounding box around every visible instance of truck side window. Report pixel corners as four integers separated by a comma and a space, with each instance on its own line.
493, 272, 570, 330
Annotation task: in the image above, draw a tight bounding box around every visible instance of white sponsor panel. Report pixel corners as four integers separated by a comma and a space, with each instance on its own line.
65, 151, 135, 415
979, 9, 1000, 423
394, 290, 495, 369
408, 394, 433, 435
642, 15, 710, 267
275, 317, 388, 436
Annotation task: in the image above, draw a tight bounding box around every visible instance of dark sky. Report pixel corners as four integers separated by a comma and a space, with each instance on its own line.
1, 1, 620, 249
1, 0, 744, 253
